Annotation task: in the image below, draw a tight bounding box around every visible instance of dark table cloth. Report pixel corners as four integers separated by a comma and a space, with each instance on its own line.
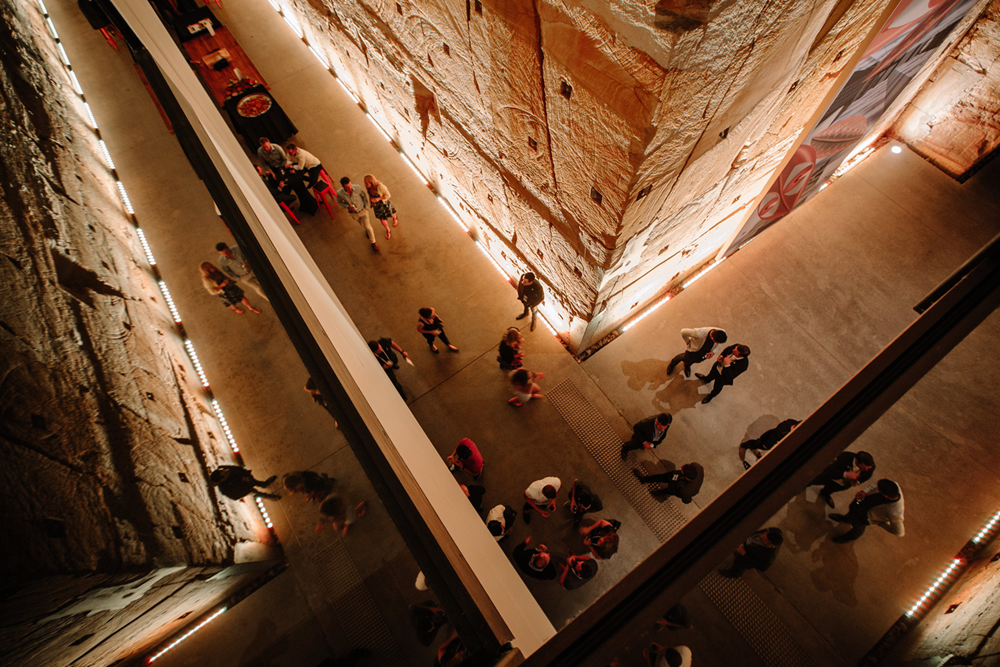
223, 85, 298, 150
173, 6, 224, 43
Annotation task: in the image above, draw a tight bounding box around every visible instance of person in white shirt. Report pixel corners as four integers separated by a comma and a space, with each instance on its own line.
830, 479, 904, 543
522, 476, 561, 524
284, 143, 324, 191
667, 327, 727, 378
486, 504, 516, 541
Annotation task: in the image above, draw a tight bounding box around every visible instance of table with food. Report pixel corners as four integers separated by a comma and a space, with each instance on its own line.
222, 82, 298, 149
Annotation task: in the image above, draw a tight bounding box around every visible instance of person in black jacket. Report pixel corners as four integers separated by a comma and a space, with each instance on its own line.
255, 165, 297, 207
719, 527, 783, 578
565, 479, 604, 528
515, 272, 545, 331
210, 465, 279, 500
512, 537, 557, 580
368, 338, 409, 399
632, 463, 704, 504
697, 344, 750, 404
738, 419, 800, 470
621, 413, 672, 460
808, 451, 875, 507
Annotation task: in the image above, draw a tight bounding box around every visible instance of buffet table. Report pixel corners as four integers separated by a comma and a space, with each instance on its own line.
223, 84, 298, 149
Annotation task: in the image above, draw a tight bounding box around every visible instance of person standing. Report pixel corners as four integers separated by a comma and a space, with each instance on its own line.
580, 518, 621, 560
667, 327, 728, 378
565, 479, 603, 529
304, 377, 339, 428
497, 328, 524, 371
256, 136, 287, 171
556, 553, 598, 589
523, 476, 561, 524
485, 504, 517, 541
210, 465, 278, 500
719, 527, 783, 578
508, 369, 544, 407
316, 493, 367, 536
200, 262, 261, 314
284, 143, 324, 190
696, 344, 750, 404
632, 463, 703, 504
417, 307, 459, 353
809, 451, 876, 507
446, 438, 484, 479
515, 272, 544, 331
364, 174, 399, 239
283, 471, 335, 502
830, 479, 904, 543
738, 419, 800, 470
621, 413, 672, 460
368, 338, 409, 399
216, 242, 269, 301
255, 165, 297, 207
460, 483, 486, 512
512, 537, 557, 580
336, 176, 379, 251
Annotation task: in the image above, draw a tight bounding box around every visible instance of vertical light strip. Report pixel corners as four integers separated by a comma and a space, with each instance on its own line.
146, 607, 227, 663
68, 70, 83, 95
158, 281, 182, 323
98, 139, 115, 170
116, 180, 135, 214
184, 340, 210, 387
333, 76, 360, 103
254, 495, 274, 527
621, 295, 672, 332
308, 45, 329, 69
82, 102, 98, 129
135, 228, 156, 265
211, 399, 240, 454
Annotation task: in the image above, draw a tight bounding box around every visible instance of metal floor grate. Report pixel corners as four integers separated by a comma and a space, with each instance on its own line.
701, 571, 818, 667
313, 539, 405, 667
547, 379, 688, 541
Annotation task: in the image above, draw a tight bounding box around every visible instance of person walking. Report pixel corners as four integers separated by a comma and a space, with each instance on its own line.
210, 465, 278, 500
316, 493, 367, 536
556, 553, 598, 589
830, 479, 904, 543
719, 527, 783, 578
565, 479, 603, 529
497, 328, 525, 371
417, 307, 459, 353
508, 369, 544, 407
515, 272, 544, 331
696, 344, 750, 404
633, 463, 703, 504
368, 337, 410, 399
738, 419, 800, 470
336, 176, 379, 251
447, 438, 484, 478
256, 136, 287, 171
667, 327, 728, 378
512, 537, 557, 580
580, 518, 621, 560
809, 451, 876, 507
283, 471, 335, 502
364, 174, 399, 239
621, 413, 672, 460
200, 262, 261, 314
523, 476, 560, 524
459, 483, 486, 512
486, 504, 517, 541
216, 242, 269, 302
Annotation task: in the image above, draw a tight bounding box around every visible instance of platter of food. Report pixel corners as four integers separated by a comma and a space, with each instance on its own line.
237, 93, 272, 118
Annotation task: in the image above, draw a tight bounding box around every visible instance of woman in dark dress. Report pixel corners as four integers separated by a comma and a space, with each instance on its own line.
200, 262, 261, 314
417, 307, 459, 353
498, 327, 524, 371
364, 174, 398, 239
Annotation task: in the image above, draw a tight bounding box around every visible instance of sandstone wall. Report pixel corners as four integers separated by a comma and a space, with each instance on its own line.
0, 0, 261, 576
891, 0, 1000, 177
288, 0, 962, 349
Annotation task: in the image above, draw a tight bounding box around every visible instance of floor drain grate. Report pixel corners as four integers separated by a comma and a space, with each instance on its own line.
313, 540, 404, 666
547, 379, 687, 541
701, 571, 817, 667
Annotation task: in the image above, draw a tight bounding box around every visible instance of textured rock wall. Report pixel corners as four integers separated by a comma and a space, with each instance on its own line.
891, 0, 1000, 177
0, 0, 259, 575
289, 0, 910, 348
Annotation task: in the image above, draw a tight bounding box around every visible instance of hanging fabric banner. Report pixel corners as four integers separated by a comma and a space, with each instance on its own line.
724, 0, 979, 255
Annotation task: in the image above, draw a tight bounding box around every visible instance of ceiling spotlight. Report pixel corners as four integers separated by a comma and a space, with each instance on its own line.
891, 146, 902, 154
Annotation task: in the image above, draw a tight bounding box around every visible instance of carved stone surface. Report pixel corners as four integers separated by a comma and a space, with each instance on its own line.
892, 0, 1000, 177
0, 0, 258, 576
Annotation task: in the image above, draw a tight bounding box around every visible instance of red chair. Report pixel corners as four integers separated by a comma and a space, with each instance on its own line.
100, 27, 119, 50
313, 181, 336, 219
319, 168, 334, 186
280, 202, 301, 225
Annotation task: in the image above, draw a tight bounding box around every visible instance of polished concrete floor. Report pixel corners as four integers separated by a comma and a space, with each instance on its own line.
47, 0, 1000, 664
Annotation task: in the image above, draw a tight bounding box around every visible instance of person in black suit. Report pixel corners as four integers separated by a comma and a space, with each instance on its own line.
256, 166, 297, 207
808, 451, 875, 507
632, 463, 703, 504
697, 344, 750, 404
512, 537, 557, 580
515, 272, 545, 331
621, 413, 672, 460
738, 419, 800, 470
719, 527, 783, 578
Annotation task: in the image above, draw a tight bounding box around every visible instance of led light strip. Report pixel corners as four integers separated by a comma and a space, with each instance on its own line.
621, 295, 671, 333
905, 557, 966, 619
211, 399, 240, 454
184, 340, 210, 387
147, 607, 227, 663
158, 281, 182, 323
135, 227, 156, 265
254, 495, 274, 528
619, 256, 726, 334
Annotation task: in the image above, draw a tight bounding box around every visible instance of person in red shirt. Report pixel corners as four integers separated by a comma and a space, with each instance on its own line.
446, 438, 484, 479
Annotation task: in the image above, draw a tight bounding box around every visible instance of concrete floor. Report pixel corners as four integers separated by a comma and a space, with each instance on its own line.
48, 0, 1000, 664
